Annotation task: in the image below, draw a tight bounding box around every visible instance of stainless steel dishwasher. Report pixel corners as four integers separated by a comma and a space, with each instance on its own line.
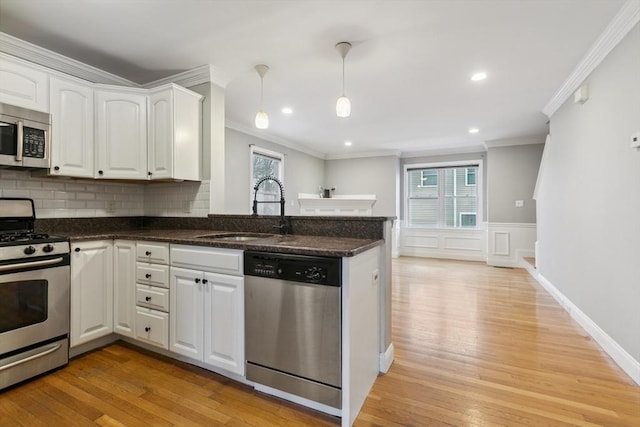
244, 250, 342, 409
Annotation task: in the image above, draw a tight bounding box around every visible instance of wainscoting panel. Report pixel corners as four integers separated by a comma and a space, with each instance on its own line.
400, 224, 486, 261
487, 223, 536, 267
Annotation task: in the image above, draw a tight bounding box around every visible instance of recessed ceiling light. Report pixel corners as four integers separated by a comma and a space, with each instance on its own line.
471, 72, 487, 82
281, 107, 293, 114
468, 127, 480, 134
344, 141, 352, 146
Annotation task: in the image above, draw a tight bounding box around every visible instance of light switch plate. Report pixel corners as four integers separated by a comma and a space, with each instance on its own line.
106, 200, 116, 213
515, 200, 524, 208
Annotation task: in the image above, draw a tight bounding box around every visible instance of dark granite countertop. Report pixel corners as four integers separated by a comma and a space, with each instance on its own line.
62, 228, 382, 257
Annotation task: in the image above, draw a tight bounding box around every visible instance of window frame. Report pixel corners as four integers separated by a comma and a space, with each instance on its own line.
419, 170, 438, 187
249, 145, 285, 215
404, 160, 483, 230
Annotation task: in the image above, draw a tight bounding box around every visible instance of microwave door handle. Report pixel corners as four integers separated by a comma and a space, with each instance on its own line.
43, 129, 49, 160
16, 120, 23, 161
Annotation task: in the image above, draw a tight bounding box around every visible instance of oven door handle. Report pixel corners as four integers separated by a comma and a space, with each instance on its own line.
0, 343, 62, 372
0, 256, 64, 273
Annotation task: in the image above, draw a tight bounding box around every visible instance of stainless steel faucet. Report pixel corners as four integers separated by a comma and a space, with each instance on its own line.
252, 175, 289, 234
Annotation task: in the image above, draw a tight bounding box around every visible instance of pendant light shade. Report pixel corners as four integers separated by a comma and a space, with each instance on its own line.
335, 42, 352, 118
254, 64, 269, 129
336, 96, 351, 118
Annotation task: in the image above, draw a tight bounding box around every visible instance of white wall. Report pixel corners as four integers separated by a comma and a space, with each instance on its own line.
538, 23, 640, 375
225, 128, 325, 215
324, 156, 399, 217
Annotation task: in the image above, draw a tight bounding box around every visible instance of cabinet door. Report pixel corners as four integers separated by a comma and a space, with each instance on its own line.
172, 88, 201, 181
203, 272, 245, 375
95, 89, 147, 179
169, 267, 203, 360
113, 240, 136, 338
147, 89, 173, 180
70, 240, 113, 347
0, 54, 49, 112
49, 76, 94, 177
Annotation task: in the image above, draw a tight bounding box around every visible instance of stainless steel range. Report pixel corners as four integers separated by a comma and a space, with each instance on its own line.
0, 198, 70, 390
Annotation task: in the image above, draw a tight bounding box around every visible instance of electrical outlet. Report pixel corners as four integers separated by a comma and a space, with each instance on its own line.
106, 200, 116, 213
515, 200, 524, 208
183, 200, 193, 213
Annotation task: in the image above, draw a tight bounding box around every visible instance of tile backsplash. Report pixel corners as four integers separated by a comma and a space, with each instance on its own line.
0, 169, 209, 218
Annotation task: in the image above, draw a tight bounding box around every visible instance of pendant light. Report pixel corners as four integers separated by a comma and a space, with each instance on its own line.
254, 64, 269, 129
335, 42, 352, 118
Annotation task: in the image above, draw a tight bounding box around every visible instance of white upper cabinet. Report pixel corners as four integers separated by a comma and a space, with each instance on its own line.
49, 76, 94, 177
95, 87, 148, 179
0, 54, 49, 112
148, 84, 202, 181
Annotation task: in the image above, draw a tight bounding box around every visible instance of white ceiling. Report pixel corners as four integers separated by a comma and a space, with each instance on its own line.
0, 0, 626, 157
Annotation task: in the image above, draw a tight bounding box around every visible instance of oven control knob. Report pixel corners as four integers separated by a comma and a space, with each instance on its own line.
305, 267, 323, 281
43, 244, 54, 253
24, 246, 36, 255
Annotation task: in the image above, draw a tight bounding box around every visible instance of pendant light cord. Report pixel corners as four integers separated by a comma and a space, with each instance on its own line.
342, 56, 346, 96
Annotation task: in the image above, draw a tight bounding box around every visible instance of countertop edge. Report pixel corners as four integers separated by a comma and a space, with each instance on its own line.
65, 230, 383, 257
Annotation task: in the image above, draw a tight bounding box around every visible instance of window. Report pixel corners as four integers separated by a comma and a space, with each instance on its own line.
465, 168, 476, 186
250, 146, 284, 215
406, 164, 480, 228
420, 170, 438, 187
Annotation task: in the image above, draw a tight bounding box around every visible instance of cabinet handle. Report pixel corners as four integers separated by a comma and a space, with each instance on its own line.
74, 247, 80, 252
145, 251, 151, 256
145, 326, 151, 332
202, 279, 208, 284
145, 273, 151, 279
54, 166, 60, 171
145, 296, 151, 302
148, 171, 152, 176
195, 278, 201, 283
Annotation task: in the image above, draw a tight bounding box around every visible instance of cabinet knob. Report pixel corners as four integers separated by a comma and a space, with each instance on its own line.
74, 247, 81, 252
202, 279, 208, 284
145, 326, 151, 332
195, 278, 201, 283
145, 251, 151, 256
145, 273, 151, 279
145, 296, 151, 302
148, 171, 152, 176
98, 170, 104, 175
54, 166, 60, 171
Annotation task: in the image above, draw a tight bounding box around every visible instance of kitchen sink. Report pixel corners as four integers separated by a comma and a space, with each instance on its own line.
195, 233, 274, 241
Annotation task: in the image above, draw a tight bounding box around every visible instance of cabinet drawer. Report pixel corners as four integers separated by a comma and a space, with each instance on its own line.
171, 244, 242, 275
136, 284, 169, 312
135, 308, 169, 349
137, 242, 169, 264
136, 263, 169, 288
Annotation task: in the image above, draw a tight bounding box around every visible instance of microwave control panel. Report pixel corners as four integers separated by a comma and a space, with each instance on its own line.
23, 127, 46, 158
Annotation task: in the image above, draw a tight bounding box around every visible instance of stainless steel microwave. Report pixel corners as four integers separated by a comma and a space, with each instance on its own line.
0, 102, 51, 168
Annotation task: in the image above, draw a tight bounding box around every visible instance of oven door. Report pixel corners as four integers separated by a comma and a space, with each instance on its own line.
0, 260, 70, 355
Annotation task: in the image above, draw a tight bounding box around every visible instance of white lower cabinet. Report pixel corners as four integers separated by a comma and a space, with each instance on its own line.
135, 307, 169, 348
170, 245, 245, 375
113, 240, 136, 338
70, 240, 114, 347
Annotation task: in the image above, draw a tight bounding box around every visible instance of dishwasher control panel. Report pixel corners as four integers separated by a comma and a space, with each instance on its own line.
244, 251, 341, 286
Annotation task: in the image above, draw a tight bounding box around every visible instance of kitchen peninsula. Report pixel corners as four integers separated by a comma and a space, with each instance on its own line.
39, 214, 392, 427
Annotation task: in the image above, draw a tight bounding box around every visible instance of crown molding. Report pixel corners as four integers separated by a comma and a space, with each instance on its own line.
143, 64, 231, 89
0, 32, 140, 86
325, 150, 401, 160
225, 120, 326, 159
542, 0, 640, 117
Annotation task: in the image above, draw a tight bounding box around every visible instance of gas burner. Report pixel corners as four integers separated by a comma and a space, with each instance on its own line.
0, 232, 51, 243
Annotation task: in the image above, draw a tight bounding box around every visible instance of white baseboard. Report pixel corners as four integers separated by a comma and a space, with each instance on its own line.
531, 272, 640, 385
69, 334, 118, 358
379, 343, 394, 373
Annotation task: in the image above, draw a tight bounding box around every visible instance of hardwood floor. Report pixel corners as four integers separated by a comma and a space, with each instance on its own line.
1, 257, 639, 426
